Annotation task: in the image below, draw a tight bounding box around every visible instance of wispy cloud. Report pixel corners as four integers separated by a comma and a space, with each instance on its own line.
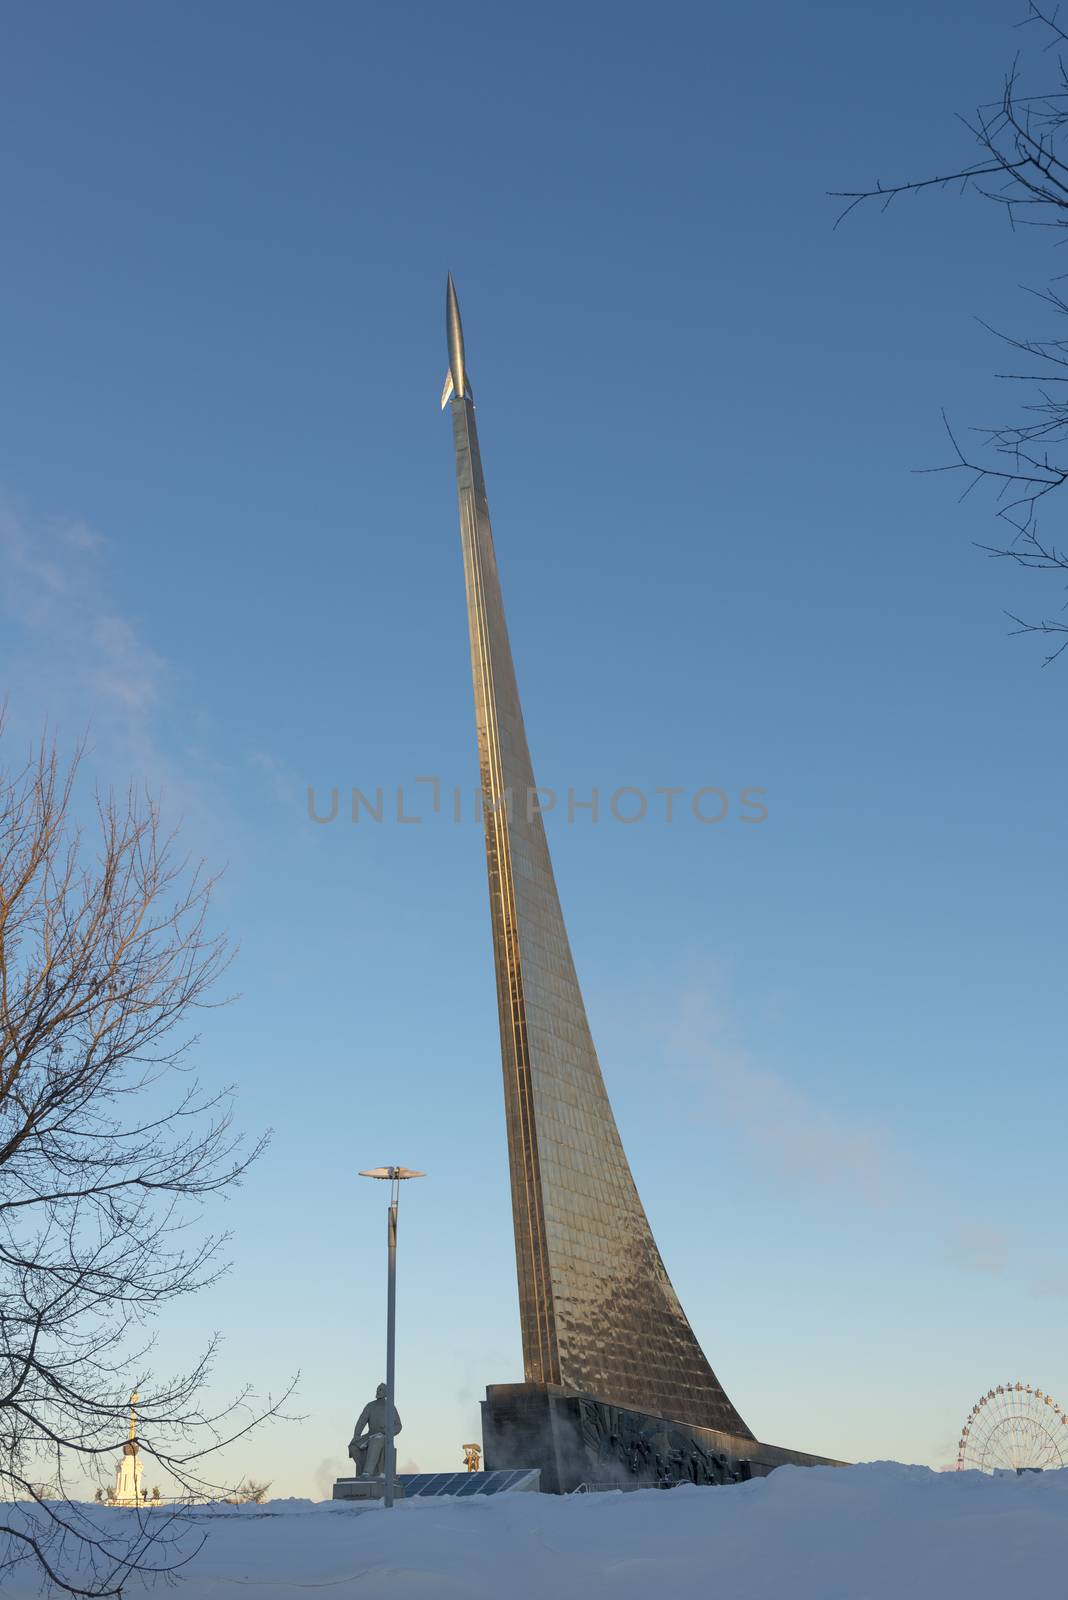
1028, 1265, 1068, 1301
946, 1224, 1010, 1278
662, 964, 1064, 1298
60, 519, 104, 554
0, 500, 75, 608
0, 497, 164, 736
0, 494, 216, 841
91, 614, 164, 715
249, 748, 302, 810
668, 978, 900, 1206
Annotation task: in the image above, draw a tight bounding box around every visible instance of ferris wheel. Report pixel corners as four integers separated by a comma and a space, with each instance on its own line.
956, 1383, 1068, 1473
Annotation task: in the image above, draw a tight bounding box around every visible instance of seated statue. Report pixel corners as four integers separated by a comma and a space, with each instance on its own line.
348, 1383, 402, 1478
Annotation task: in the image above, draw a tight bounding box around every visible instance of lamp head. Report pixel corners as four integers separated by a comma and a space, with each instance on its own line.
359, 1167, 426, 1180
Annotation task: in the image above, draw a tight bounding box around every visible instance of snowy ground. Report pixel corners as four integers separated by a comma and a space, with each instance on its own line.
5, 1463, 1067, 1598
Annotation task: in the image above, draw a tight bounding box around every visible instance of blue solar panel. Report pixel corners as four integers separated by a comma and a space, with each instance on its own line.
400, 1472, 460, 1497
397, 1469, 538, 1498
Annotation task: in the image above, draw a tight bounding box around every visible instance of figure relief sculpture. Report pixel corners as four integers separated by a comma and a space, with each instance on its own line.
348, 1383, 401, 1479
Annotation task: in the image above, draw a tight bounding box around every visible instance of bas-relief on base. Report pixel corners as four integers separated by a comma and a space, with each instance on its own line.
482, 1385, 843, 1495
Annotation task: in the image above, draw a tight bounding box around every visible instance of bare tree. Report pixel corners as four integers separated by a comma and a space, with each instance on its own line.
223, 1479, 272, 1506
0, 725, 291, 1595
833, 2, 1068, 662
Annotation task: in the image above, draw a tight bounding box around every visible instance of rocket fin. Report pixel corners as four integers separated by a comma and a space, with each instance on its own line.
441, 369, 455, 410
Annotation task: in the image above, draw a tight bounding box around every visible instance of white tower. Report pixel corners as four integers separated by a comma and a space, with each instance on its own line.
111, 1392, 144, 1506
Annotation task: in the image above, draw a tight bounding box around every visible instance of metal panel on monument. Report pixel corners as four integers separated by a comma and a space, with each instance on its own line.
442, 277, 841, 1492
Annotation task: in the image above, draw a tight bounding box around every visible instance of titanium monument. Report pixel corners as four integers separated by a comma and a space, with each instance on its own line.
442, 277, 838, 1490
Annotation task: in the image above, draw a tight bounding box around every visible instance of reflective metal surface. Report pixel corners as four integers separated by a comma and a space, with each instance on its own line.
445, 280, 752, 1437
442, 274, 471, 409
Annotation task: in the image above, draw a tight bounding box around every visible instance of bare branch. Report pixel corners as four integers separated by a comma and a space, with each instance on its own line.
834, 4, 1068, 659
0, 724, 290, 1595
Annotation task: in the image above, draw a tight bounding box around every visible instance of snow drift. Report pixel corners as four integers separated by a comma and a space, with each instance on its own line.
5, 1461, 1066, 1598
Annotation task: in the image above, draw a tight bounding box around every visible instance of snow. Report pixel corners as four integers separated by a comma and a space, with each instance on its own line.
6, 1463, 1068, 1598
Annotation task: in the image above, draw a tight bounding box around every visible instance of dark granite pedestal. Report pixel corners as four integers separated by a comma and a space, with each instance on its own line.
332, 1477, 406, 1501
482, 1384, 845, 1495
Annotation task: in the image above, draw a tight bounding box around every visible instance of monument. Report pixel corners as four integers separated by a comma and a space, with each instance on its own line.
333, 1382, 406, 1502
442, 276, 841, 1491
348, 1383, 402, 1479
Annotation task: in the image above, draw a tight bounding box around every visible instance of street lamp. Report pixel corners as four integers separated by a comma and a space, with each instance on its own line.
358, 1166, 425, 1508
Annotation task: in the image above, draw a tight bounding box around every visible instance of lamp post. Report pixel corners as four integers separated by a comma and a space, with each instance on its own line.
358, 1166, 424, 1508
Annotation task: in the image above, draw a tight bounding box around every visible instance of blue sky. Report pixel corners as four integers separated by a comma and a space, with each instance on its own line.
1, 0, 1066, 1494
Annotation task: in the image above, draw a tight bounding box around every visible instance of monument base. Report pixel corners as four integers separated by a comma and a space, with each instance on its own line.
331, 1477, 406, 1501
481, 1384, 845, 1495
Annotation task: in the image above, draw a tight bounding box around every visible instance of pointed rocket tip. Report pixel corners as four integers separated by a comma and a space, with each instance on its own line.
445, 273, 467, 401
